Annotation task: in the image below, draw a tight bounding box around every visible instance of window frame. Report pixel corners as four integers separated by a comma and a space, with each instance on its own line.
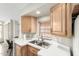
0, 21, 4, 42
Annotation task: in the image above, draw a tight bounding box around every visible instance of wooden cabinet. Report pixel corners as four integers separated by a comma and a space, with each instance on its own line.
21, 16, 37, 33
15, 44, 28, 56
50, 3, 73, 37
15, 44, 22, 56
28, 45, 39, 56
21, 45, 28, 56
15, 44, 39, 56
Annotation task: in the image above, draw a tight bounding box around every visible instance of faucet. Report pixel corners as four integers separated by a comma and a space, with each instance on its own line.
40, 35, 44, 42
38, 35, 52, 44
37, 35, 43, 43
41, 36, 52, 41
37, 33, 44, 42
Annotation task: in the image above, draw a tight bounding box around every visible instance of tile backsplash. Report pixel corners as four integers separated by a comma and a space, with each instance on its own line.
39, 33, 72, 47
22, 33, 36, 39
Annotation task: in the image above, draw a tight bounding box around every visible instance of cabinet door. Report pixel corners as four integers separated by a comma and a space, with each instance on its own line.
21, 16, 31, 32
51, 4, 66, 36
28, 45, 39, 56
21, 45, 28, 56
15, 45, 22, 56
21, 16, 37, 33
31, 17, 37, 33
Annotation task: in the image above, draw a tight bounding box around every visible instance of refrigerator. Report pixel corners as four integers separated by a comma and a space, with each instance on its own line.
73, 15, 79, 56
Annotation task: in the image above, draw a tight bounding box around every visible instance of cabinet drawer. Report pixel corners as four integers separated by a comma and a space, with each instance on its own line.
28, 45, 39, 54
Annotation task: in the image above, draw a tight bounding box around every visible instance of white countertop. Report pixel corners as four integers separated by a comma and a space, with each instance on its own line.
38, 45, 70, 56
14, 38, 70, 56
14, 38, 32, 46
14, 38, 45, 50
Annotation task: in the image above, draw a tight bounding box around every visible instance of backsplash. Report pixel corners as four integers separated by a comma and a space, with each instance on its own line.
55, 36, 72, 47
43, 34, 71, 47
22, 33, 36, 39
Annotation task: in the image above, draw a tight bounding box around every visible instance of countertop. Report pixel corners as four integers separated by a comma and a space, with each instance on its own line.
14, 38, 70, 56
14, 38, 45, 50
38, 45, 70, 56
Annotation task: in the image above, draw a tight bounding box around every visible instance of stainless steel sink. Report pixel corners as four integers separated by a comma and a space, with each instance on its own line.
30, 40, 50, 48
37, 42, 50, 48
30, 40, 39, 44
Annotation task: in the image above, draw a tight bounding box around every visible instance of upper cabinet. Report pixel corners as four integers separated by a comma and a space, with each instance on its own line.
21, 16, 37, 33
50, 3, 73, 37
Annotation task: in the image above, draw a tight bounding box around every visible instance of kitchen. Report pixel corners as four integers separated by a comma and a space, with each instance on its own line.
14, 3, 79, 56
0, 3, 79, 56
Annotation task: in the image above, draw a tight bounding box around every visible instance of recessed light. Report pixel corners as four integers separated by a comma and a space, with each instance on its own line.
36, 11, 40, 14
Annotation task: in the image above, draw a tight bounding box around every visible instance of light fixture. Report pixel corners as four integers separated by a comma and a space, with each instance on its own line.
36, 11, 40, 14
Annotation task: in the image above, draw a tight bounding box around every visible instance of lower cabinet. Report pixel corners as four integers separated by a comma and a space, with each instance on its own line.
21, 45, 28, 56
28, 45, 39, 56
15, 44, 28, 56
15, 44, 22, 56
15, 44, 39, 56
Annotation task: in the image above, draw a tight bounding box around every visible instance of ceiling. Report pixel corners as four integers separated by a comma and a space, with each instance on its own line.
23, 3, 57, 17
0, 3, 29, 16
1, 3, 79, 21
0, 3, 29, 21
0, 3, 57, 21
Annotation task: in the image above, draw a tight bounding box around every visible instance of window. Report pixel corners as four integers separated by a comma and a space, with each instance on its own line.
0, 21, 3, 42
39, 21, 50, 37
0, 25, 2, 38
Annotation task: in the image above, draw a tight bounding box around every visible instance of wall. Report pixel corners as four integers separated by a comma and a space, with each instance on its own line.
38, 16, 72, 47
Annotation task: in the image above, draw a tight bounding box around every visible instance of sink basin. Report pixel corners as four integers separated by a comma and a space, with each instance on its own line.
37, 42, 50, 48
30, 40, 39, 44
30, 40, 50, 48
